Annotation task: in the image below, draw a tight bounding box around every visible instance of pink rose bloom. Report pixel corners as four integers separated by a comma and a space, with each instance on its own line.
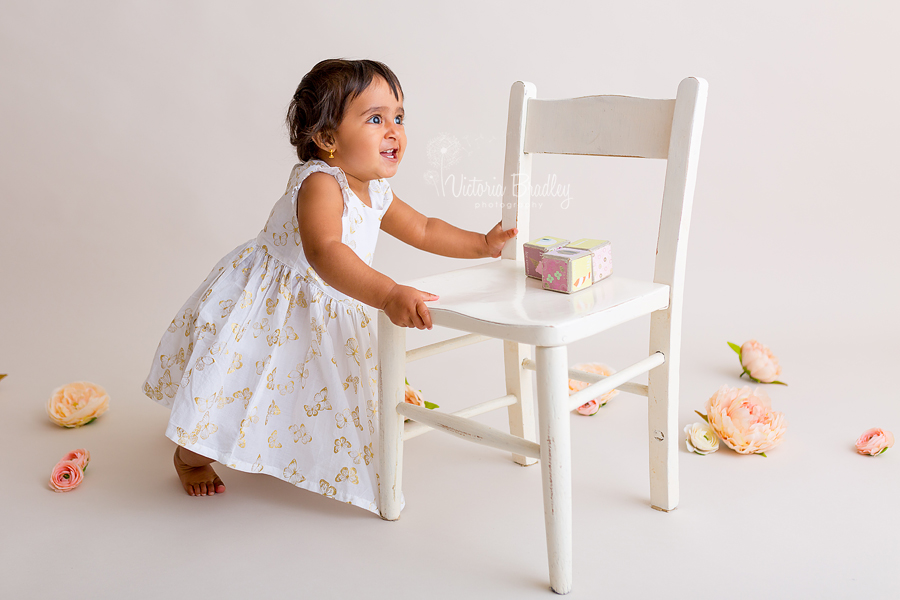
855, 428, 895, 456
62, 448, 91, 472
404, 384, 424, 407
47, 381, 109, 428
740, 340, 783, 384
706, 385, 787, 455
569, 363, 619, 416
49, 460, 84, 492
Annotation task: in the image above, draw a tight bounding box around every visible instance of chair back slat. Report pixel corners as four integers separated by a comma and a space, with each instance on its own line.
523, 95, 676, 159
501, 78, 707, 299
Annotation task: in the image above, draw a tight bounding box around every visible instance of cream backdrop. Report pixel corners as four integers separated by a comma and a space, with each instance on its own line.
2, 2, 898, 599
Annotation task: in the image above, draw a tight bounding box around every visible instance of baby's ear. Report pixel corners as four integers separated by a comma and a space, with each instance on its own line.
312, 131, 335, 151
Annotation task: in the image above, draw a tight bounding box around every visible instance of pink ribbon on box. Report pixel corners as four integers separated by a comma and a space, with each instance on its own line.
536, 261, 544, 276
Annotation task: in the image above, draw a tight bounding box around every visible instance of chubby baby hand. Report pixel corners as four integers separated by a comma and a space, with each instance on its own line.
383, 284, 439, 330
484, 221, 518, 258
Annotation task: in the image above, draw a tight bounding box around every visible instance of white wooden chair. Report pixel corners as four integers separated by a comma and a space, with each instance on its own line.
377, 77, 708, 594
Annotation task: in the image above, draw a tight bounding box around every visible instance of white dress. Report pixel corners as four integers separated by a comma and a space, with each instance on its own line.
143, 159, 399, 515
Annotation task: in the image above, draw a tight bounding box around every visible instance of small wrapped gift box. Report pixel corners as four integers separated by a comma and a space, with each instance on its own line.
541, 247, 593, 294
566, 238, 612, 283
524, 236, 569, 279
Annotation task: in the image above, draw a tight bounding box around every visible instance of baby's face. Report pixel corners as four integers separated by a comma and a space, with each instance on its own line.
331, 76, 406, 183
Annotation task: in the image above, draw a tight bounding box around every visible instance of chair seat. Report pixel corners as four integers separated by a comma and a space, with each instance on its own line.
402, 259, 670, 346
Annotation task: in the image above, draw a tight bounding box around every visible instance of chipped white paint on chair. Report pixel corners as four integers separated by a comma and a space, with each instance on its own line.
378, 77, 708, 594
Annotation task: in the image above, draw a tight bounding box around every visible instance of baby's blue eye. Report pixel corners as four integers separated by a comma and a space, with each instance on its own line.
367, 115, 382, 124
394, 115, 403, 125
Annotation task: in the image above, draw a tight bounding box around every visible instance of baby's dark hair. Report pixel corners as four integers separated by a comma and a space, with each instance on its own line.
286, 59, 404, 162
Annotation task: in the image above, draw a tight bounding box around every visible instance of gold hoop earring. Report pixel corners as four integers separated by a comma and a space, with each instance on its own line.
328, 148, 335, 159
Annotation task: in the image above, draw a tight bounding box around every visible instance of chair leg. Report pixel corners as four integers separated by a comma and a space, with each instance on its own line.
377, 312, 406, 521
648, 308, 679, 512
535, 345, 573, 594
504, 340, 538, 466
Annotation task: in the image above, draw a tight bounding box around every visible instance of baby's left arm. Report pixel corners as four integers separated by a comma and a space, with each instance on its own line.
381, 192, 517, 259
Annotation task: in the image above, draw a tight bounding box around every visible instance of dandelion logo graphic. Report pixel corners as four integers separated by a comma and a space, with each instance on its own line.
423, 134, 463, 196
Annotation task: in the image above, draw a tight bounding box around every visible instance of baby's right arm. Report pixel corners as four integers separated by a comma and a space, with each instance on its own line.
296, 172, 438, 330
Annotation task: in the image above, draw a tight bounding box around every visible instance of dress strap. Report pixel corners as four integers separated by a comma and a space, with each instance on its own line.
285, 159, 353, 203
285, 160, 393, 213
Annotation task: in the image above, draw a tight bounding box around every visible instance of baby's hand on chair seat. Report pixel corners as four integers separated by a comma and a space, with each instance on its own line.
382, 285, 439, 330
484, 221, 518, 258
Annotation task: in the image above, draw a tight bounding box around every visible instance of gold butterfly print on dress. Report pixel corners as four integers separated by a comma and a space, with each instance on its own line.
266, 400, 281, 425
227, 352, 243, 374
238, 407, 259, 448
239, 290, 253, 309
159, 349, 185, 371
194, 355, 216, 372
289, 360, 310, 390
283, 459, 306, 485
267, 326, 299, 347
289, 423, 312, 444
231, 246, 254, 269
351, 406, 363, 431
167, 308, 193, 333
324, 298, 339, 319
335, 408, 351, 429
318, 479, 337, 498
232, 387, 253, 409
255, 354, 272, 375
194, 387, 224, 411
303, 386, 331, 417
335, 467, 359, 485
333, 436, 352, 454
268, 430, 282, 449
342, 375, 359, 394
218, 299, 235, 319
177, 410, 218, 446
345, 337, 361, 366
197, 322, 217, 341
252, 318, 271, 338
251, 454, 264, 473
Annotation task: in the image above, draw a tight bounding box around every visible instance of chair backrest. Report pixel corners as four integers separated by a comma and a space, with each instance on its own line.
499, 78, 707, 297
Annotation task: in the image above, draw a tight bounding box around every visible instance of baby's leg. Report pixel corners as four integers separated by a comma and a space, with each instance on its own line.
173, 445, 226, 496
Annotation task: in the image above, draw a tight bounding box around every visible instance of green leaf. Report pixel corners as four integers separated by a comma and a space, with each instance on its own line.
405, 377, 410, 385
0, 373, 7, 381
758, 452, 767, 458
694, 410, 709, 423
727, 342, 742, 355
424, 400, 440, 410
877, 447, 888, 455
770, 380, 788, 386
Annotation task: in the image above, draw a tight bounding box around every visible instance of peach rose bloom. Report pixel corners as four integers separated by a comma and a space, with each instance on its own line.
49, 460, 84, 492
706, 385, 787, 454
47, 381, 109, 428
404, 384, 424, 407
62, 448, 91, 471
855, 428, 895, 456
569, 363, 619, 416
740, 340, 782, 383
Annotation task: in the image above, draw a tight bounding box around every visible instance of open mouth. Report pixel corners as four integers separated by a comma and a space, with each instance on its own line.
380, 148, 398, 160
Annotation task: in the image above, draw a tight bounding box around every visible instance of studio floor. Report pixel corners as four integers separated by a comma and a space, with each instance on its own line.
2, 316, 897, 600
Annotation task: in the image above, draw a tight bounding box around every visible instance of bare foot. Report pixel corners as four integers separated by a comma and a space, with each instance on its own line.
174, 446, 226, 496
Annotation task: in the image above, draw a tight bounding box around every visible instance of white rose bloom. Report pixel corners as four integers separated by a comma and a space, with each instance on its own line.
684, 422, 719, 455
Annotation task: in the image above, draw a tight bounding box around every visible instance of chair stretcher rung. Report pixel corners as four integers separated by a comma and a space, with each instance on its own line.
403, 394, 518, 441
564, 352, 664, 411
397, 401, 541, 459
522, 353, 661, 403
406, 333, 492, 363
